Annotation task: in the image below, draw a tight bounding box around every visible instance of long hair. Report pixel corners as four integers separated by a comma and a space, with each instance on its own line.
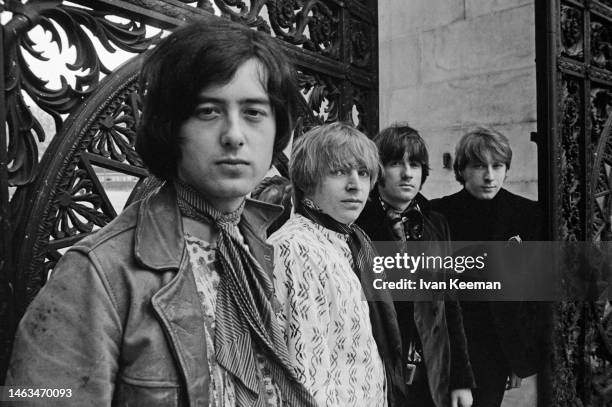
136, 19, 300, 181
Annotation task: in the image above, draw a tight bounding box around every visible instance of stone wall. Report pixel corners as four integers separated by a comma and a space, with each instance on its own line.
378, 0, 538, 200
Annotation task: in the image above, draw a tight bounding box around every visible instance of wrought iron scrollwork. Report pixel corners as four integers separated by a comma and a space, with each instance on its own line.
349, 18, 371, 68
215, 0, 341, 58
88, 90, 143, 166
297, 68, 340, 126
590, 87, 612, 144
11, 63, 147, 310
4, 1, 159, 186
175, 0, 214, 11
561, 4, 584, 61
559, 75, 584, 241
213, 0, 271, 32
590, 96, 612, 241
303, 1, 338, 57
600, 0, 612, 10
51, 166, 113, 239
591, 19, 612, 71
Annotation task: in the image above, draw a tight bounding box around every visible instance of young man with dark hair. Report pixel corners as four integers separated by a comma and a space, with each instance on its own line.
431, 128, 546, 407
357, 123, 475, 407
7, 19, 316, 406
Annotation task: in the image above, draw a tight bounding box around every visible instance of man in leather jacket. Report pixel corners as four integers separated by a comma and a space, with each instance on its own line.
357, 124, 475, 407
6, 19, 315, 406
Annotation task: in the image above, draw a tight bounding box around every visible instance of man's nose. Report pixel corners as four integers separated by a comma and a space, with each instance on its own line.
346, 170, 362, 190
401, 164, 413, 178
220, 113, 245, 147
483, 165, 494, 181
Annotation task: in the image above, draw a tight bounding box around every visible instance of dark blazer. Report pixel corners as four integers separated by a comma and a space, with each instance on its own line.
357, 192, 476, 407
430, 188, 547, 377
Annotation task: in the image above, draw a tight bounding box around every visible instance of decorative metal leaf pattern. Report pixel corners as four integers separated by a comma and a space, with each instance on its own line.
561, 5, 584, 60
600, 0, 612, 9
559, 75, 583, 241
590, 92, 612, 241
4, 2, 159, 186
590, 87, 612, 145
50, 167, 112, 239
88, 90, 143, 166
297, 68, 340, 126
214, 0, 272, 32
350, 18, 371, 68
553, 3, 612, 403
591, 19, 612, 70
215, 0, 340, 57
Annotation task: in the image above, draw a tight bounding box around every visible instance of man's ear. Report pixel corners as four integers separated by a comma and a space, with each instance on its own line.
377, 166, 386, 187
456, 170, 465, 185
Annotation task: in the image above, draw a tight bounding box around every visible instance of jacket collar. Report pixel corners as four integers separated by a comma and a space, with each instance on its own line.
371, 187, 430, 212
134, 182, 283, 271
358, 189, 431, 242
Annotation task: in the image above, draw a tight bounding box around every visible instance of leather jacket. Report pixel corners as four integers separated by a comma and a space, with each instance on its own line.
6, 183, 282, 406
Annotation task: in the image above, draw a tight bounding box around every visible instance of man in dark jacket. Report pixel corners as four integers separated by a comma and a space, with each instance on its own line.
7, 20, 316, 406
357, 123, 475, 407
430, 128, 547, 407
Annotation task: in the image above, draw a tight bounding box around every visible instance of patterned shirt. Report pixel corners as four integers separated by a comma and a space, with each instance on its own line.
185, 235, 237, 407
185, 234, 284, 407
268, 214, 387, 407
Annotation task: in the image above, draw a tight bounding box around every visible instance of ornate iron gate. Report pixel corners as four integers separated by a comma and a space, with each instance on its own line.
0, 0, 379, 381
535, 0, 612, 404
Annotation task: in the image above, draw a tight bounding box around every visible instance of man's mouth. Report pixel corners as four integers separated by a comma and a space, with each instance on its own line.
217, 158, 250, 166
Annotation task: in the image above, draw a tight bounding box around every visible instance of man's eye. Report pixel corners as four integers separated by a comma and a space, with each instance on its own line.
409, 162, 420, 169
331, 169, 346, 176
389, 161, 401, 166
493, 163, 505, 169
244, 108, 268, 120
194, 106, 220, 120
358, 169, 370, 177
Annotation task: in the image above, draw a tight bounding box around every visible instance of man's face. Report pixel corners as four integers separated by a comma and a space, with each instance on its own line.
378, 154, 423, 211
177, 58, 276, 212
309, 166, 371, 224
461, 153, 507, 200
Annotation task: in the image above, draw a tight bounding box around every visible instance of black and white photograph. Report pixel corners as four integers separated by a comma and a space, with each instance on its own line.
0, 0, 610, 406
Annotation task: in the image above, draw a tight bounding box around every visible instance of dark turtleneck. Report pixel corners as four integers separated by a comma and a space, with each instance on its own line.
430, 188, 542, 242
430, 187, 547, 384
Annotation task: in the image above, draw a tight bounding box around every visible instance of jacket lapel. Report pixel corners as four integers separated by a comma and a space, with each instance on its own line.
134, 183, 208, 407
359, 197, 392, 241
134, 183, 183, 270
152, 251, 210, 407
137, 186, 284, 405
240, 198, 282, 283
